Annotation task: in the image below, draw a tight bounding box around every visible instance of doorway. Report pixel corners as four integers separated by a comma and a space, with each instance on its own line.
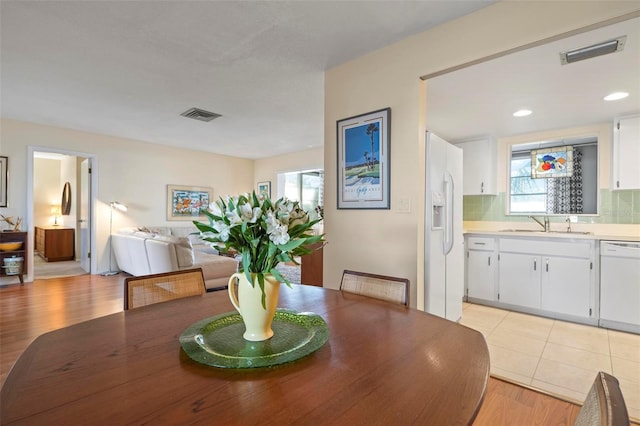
274, 169, 324, 284
27, 147, 97, 281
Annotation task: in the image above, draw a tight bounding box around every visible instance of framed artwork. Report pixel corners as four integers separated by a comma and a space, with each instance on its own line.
167, 184, 212, 221
337, 108, 390, 209
0, 156, 7, 207
257, 181, 271, 198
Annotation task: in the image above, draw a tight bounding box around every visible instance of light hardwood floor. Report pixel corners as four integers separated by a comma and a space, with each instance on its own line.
1, 275, 587, 425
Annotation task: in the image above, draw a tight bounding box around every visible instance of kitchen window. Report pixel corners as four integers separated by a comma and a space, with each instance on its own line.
510, 153, 548, 213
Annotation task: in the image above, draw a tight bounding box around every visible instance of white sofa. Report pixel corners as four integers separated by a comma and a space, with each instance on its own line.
112, 226, 238, 291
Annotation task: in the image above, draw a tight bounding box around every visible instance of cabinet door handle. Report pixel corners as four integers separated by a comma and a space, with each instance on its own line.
481, 182, 484, 193
488, 256, 491, 266
533, 258, 536, 271
546, 259, 549, 272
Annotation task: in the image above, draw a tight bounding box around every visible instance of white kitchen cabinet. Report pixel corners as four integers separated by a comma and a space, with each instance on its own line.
541, 256, 592, 318
456, 138, 497, 195
466, 236, 497, 301
496, 237, 596, 322
612, 114, 640, 190
498, 252, 541, 309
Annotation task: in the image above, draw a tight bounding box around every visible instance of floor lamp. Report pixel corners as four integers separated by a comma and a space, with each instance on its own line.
101, 201, 128, 276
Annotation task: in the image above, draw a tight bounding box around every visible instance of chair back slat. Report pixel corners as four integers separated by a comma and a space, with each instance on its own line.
574, 371, 629, 426
340, 270, 409, 306
125, 268, 206, 310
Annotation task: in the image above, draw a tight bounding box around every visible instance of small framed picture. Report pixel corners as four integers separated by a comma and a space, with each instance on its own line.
257, 181, 271, 198
337, 108, 390, 209
167, 184, 212, 221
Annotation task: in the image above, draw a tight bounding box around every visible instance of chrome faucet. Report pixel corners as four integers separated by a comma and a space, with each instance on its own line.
528, 215, 550, 232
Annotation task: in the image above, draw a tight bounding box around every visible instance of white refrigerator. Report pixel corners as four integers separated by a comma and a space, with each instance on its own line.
424, 131, 464, 322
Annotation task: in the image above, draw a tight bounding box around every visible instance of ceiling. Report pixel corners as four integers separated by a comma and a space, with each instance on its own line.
426, 16, 640, 144
0, 1, 495, 160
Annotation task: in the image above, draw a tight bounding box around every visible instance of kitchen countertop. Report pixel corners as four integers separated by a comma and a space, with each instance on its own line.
464, 230, 640, 242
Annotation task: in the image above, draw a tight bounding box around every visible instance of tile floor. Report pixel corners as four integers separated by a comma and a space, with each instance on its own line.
461, 302, 640, 422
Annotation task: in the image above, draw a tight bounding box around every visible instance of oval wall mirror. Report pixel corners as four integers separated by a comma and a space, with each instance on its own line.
61, 182, 72, 215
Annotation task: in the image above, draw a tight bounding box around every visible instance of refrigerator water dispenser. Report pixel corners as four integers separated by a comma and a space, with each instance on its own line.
432, 191, 444, 229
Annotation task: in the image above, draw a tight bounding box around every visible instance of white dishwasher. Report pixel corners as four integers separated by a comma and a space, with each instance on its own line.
600, 241, 640, 334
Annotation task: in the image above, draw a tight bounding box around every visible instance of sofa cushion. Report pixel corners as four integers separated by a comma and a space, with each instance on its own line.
135, 226, 171, 236
169, 226, 207, 246
132, 231, 157, 240
153, 234, 194, 267
144, 238, 180, 273
193, 250, 238, 280
193, 244, 219, 255
112, 234, 152, 276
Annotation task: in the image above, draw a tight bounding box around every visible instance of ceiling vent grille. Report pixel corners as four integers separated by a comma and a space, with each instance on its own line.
559, 36, 626, 65
180, 108, 222, 122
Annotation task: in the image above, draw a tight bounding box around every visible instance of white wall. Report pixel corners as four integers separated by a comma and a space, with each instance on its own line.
1, 118, 254, 281
324, 2, 640, 307
33, 158, 61, 227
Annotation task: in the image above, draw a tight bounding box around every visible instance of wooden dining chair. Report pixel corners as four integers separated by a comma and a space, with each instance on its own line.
573, 371, 629, 426
340, 270, 409, 306
124, 268, 206, 310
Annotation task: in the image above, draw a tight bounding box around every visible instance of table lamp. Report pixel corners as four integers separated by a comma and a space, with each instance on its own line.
101, 201, 128, 276
50, 205, 62, 226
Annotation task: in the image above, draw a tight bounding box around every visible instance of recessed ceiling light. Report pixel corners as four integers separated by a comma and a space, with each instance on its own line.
513, 109, 532, 117
603, 92, 629, 101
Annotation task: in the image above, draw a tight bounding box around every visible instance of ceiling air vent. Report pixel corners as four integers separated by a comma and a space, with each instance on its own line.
559, 36, 626, 65
180, 108, 222, 122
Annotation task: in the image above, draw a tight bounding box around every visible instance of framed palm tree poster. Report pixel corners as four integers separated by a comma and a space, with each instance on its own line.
337, 108, 390, 209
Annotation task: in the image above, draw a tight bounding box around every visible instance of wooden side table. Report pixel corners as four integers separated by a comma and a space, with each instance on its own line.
35, 226, 75, 262
301, 242, 323, 286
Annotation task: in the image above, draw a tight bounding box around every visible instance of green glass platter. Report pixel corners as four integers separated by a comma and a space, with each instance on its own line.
179, 309, 329, 369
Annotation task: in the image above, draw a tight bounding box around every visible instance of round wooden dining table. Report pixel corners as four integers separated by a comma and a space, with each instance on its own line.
1, 285, 489, 425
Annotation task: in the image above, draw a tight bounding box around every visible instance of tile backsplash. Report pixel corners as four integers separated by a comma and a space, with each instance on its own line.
463, 189, 640, 224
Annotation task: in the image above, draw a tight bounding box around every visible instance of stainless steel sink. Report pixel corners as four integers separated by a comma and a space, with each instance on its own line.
499, 229, 544, 233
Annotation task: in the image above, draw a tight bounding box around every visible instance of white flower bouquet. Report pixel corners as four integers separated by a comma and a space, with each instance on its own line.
194, 191, 325, 304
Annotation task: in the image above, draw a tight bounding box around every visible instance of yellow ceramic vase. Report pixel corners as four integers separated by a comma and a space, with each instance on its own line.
227, 272, 281, 341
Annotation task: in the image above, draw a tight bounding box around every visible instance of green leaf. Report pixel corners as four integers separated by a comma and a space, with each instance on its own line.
303, 235, 324, 245
276, 238, 306, 252
193, 221, 215, 233
257, 273, 266, 309
242, 251, 252, 282
276, 252, 292, 263
270, 268, 292, 288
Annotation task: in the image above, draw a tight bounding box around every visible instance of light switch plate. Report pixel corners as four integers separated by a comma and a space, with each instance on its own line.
398, 198, 411, 213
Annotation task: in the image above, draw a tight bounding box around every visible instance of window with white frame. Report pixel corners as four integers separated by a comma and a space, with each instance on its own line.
510, 153, 547, 213
282, 170, 324, 220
